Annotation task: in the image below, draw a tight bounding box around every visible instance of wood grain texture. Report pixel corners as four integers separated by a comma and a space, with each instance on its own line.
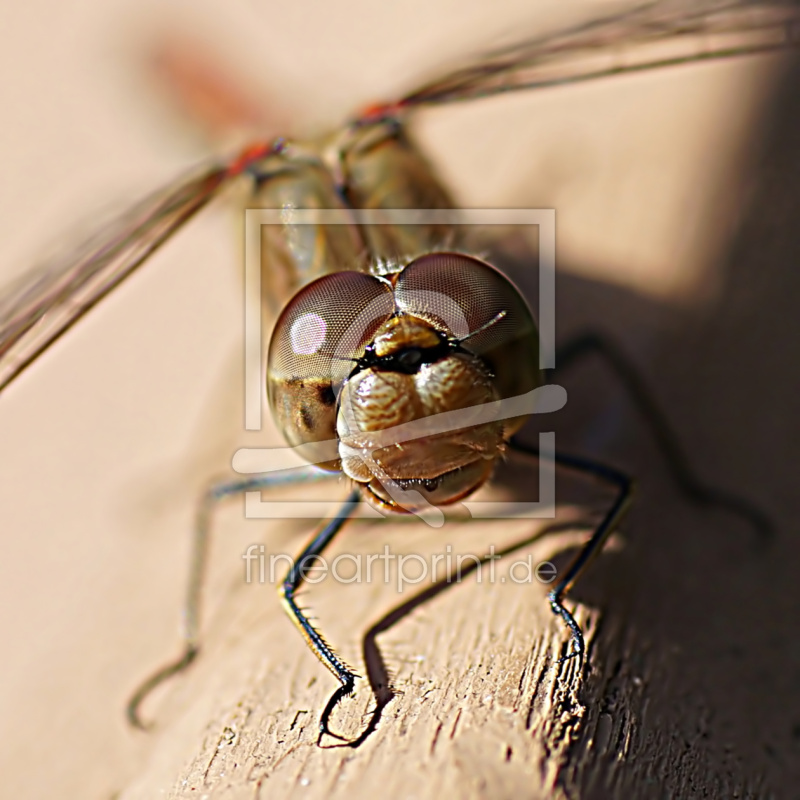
120, 51, 800, 796
119, 506, 603, 800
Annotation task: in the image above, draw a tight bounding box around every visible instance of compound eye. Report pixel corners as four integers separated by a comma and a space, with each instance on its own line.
394, 252, 541, 409
267, 271, 394, 458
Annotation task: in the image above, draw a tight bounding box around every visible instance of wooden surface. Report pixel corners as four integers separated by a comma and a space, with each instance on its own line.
1, 3, 800, 799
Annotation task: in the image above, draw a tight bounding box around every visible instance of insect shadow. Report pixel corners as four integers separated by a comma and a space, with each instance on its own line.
482, 50, 800, 790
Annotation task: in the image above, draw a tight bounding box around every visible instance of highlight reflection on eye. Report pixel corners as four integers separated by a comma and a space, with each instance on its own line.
290, 312, 328, 355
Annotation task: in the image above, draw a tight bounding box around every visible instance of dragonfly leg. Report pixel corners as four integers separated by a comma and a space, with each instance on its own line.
126, 467, 335, 729
279, 489, 361, 742
276, 489, 363, 744
509, 439, 633, 663
550, 332, 773, 544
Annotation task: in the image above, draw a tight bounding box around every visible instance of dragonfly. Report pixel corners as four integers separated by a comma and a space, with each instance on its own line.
0, 0, 793, 741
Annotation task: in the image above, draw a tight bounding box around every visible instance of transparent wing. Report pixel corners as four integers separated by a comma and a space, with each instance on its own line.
0, 164, 234, 394
371, 0, 800, 115
4, 1, 799, 397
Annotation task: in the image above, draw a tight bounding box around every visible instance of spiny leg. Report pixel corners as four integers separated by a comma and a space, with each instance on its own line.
510, 438, 633, 664
127, 467, 332, 729
277, 488, 362, 743
552, 332, 773, 543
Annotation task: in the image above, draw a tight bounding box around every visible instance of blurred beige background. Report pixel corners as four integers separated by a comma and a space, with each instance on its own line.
0, 1, 797, 798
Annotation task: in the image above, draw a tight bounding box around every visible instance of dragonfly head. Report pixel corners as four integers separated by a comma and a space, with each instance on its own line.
267, 252, 540, 512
